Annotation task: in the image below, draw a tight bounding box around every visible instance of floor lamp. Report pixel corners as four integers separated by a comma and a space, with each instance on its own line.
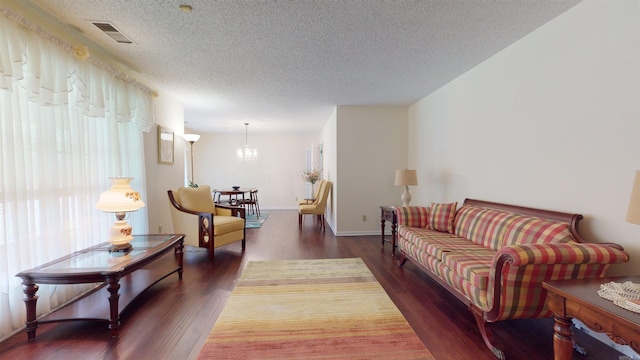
183, 134, 200, 186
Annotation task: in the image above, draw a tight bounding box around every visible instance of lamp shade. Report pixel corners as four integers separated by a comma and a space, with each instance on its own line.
626, 170, 640, 224
96, 177, 145, 252
183, 133, 200, 143
395, 169, 418, 186
95, 177, 145, 213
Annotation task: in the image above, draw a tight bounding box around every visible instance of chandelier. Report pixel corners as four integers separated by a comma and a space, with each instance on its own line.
237, 122, 258, 161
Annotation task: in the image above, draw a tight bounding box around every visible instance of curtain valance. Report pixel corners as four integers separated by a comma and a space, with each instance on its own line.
0, 10, 154, 131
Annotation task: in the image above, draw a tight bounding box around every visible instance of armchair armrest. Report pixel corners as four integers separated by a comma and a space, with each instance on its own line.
215, 203, 246, 219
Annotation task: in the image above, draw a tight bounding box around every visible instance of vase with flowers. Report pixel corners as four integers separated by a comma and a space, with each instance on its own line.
301, 168, 322, 198
301, 168, 322, 184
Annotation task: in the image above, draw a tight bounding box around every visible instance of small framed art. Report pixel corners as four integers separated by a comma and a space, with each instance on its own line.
158, 126, 174, 164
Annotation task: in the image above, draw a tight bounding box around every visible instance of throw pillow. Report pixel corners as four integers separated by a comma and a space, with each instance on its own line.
396, 206, 430, 228
428, 202, 457, 233
177, 185, 216, 213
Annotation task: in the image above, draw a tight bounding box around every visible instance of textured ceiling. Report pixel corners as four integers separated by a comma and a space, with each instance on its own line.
18, 0, 579, 134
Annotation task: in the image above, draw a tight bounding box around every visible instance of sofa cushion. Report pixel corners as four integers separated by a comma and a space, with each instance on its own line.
441, 250, 495, 290
429, 202, 457, 233
453, 205, 484, 238
177, 186, 215, 213
396, 206, 430, 228
212, 215, 245, 235
502, 216, 573, 246
400, 226, 489, 260
465, 209, 519, 250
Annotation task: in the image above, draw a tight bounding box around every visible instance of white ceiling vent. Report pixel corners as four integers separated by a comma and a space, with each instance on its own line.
91, 21, 135, 44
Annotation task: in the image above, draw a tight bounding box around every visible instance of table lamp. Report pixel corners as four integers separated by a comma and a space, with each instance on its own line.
395, 169, 418, 207
626, 170, 640, 224
96, 177, 145, 252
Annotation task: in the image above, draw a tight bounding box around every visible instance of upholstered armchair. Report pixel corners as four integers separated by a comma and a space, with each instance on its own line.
168, 185, 245, 261
298, 181, 332, 229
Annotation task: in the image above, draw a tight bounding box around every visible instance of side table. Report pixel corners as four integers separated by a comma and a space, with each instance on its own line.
544, 276, 640, 359
380, 206, 397, 255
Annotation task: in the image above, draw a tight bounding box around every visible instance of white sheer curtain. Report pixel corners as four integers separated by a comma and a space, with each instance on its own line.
0, 12, 153, 340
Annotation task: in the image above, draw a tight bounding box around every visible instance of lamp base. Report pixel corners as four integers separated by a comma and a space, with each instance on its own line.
401, 186, 412, 207
109, 243, 133, 253
107, 219, 134, 252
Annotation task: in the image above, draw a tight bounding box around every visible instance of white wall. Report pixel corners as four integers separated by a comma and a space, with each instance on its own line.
335, 106, 409, 235
321, 108, 338, 231
192, 132, 321, 209
408, 0, 640, 275
143, 92, 185, 234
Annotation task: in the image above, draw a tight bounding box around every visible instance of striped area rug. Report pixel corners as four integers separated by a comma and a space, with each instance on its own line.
197, 258, 434, 359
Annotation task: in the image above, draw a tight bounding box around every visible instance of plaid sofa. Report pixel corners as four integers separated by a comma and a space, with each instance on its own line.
397, 198, 629, 359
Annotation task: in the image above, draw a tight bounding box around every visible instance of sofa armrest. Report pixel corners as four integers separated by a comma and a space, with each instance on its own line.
481, 242, 629, 322
496, 242, 629, 266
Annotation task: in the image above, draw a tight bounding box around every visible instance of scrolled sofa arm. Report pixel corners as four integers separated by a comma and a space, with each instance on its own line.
483, 242, 629, 321
496, 242, 629, 266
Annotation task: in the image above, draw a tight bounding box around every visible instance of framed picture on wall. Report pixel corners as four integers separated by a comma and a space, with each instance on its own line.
158, 126, 174, 165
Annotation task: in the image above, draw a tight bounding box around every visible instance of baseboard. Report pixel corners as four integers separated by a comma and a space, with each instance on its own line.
333, 231, 379, 236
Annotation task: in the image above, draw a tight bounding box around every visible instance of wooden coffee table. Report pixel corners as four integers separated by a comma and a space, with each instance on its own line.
15, 234, 184, 341
544, 276, 640, 360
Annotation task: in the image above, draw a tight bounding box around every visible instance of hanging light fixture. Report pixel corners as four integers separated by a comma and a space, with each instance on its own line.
237, 122, 258, 161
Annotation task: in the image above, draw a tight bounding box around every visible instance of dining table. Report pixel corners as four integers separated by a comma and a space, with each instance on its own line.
213, 187, 254, 205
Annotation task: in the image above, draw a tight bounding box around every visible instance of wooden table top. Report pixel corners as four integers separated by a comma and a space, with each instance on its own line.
544, 276, 640, 329
213, 187, 254, 194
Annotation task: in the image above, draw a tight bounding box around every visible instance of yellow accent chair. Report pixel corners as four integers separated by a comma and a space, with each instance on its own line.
299, 180, 325, 206
298, 180, 332, 230
168, 185, 245, 261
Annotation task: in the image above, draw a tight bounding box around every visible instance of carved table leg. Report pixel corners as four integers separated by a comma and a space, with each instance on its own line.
176, 241, 184, 280
22, 280, 39, 341
106, 276, 121, 338
552, 314, 574, 360
380, 216, 386, 247
391, 221, 397, 255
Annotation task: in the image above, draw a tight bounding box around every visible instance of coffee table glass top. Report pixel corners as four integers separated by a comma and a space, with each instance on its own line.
17, 235, 179, 275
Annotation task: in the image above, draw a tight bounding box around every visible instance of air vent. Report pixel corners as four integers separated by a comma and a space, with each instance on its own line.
91, 21, 135, 44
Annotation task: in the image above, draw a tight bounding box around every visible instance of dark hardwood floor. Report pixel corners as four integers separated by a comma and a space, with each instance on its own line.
0, 210, 626, 359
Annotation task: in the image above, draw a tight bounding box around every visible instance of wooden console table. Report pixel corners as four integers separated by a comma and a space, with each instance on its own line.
15, 234, 185, 341
380, 206, 397, 255
544, 276, 640, 360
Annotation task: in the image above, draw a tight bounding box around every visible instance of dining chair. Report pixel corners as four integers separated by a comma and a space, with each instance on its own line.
237, 188, 260, 217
